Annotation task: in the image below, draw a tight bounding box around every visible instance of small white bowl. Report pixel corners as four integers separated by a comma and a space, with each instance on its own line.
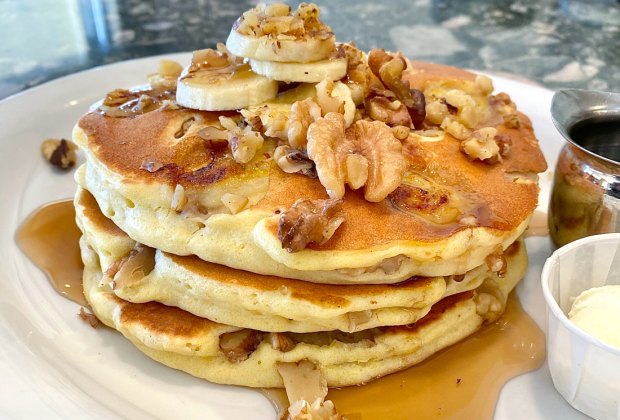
542, 233, 620, 420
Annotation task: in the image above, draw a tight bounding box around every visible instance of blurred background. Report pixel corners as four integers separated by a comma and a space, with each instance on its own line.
0, 0, 618, 99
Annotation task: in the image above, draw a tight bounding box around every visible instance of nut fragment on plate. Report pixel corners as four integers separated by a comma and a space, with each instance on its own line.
307, 113, 405, 202
276, 361, 340, 420
41, 138, 77, 169
278, 198, 345, 252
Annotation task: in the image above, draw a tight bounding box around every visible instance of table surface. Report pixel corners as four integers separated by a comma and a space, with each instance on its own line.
1, 0, 619, 100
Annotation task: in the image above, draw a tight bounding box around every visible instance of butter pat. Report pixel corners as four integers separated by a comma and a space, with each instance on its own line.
568, 285, 620, 349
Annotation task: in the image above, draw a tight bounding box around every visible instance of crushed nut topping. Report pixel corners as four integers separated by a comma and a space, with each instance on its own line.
274, 145, 316, 177
234, 3, 333, 41
278, 198, 345, 252
219, 329, 263, 363
307, 113, 405, 202
41, 138, 77, 169
288, 98, 322, 148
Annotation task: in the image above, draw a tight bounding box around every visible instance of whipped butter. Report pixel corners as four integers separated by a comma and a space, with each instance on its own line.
568, 285, 620, 349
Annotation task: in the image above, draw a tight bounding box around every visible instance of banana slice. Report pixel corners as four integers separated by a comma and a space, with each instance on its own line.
226, 30, 335, 63
225, 3, 336, 63
176, 50, 278, 111
248, 57, 347, 83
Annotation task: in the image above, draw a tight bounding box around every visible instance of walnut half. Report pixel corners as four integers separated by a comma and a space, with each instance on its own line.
278, 198, 345, 252
41, 138, 77, 170
307, 113, 405, 202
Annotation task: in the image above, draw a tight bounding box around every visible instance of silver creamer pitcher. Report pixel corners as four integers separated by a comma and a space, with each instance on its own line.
549, 89, 620, 247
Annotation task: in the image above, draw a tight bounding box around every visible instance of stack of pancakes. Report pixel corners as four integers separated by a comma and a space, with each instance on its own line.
71, 3, 547, 413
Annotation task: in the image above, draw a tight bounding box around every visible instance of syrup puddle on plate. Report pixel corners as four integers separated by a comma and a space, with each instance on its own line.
16, 199, 547, 419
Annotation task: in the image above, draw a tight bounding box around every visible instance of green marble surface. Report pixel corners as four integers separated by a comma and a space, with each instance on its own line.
1, 0, 618, 99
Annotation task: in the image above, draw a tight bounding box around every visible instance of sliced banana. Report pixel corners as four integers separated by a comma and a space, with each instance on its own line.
248, 57, 347, 83
226, 29, 336, 63
176, 63, 278, 111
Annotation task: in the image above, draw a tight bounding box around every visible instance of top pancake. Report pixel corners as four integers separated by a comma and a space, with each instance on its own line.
74, 60, 546, 284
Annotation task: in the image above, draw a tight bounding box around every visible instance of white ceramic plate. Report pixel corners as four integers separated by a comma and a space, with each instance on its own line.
0, 54, 588, 419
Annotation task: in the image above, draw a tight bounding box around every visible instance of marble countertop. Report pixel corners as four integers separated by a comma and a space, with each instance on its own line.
1, 0, 618, 100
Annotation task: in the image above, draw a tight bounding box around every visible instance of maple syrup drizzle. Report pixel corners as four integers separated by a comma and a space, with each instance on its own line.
17, 201, 546, 419
15, 199, 86, 306
261, 294, 545, 420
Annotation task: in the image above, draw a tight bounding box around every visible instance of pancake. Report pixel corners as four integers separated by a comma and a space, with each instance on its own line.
75, 186, 527, 333
73, 60, 545, 285
81, 234, 523, 388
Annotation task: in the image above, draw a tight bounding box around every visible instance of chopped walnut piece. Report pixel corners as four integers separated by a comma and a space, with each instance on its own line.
41, 138, 77, 169
340, 42, 372, 105
268, 332, 296, 352
391, 125, 411, 140
113, 245, 156, 287
367, 48, 426, 127
425, 99, 450, 125
495, 133, 513, 158
288, 399, 341, 420
219, 329, 263, 363
241, 105, 289, 141
440, 117, 471, 141
364, 96, 413, 128
474, 74, 494, 96
274, 145, 316, 177
315, 79, 355, 127
277, 361, 341, 420
171, 184, 188, 212
485, 248, 507, 278
307, 113, 405, 202
288, 98, 322, 148
475, 292, 504, 319
461, 127, 500, 161
218, 116, 264, 163
278, 198, 345, 252
79, 307, 101, 329
503, 113, 520, 128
